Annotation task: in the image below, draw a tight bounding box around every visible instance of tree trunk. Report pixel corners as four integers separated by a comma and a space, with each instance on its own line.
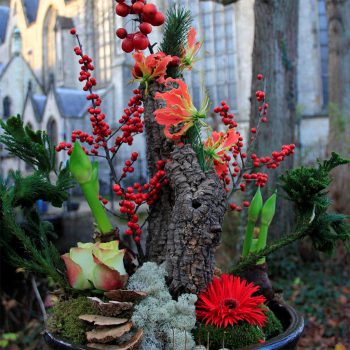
249, 0, 299, 239
326, 0, 350, 214
143, 82, 174, 263
143, 84, 227, 294
165, 145, 227, 295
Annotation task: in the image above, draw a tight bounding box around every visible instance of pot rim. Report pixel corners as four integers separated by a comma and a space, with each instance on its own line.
241, 302, 304, 350
44, 302, 304, 350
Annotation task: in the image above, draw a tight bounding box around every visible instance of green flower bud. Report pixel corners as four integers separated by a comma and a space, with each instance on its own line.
69, 141, 92, 184
261, 192, 277, 226
248, 187, 263, 223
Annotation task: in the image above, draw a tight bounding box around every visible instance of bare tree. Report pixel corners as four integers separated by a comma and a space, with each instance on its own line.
249, 0, 299, 239
326, 0, 350, 214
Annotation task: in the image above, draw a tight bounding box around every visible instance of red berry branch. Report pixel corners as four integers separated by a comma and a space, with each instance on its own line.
56, 28, 168, 255
211, 74, 295, 211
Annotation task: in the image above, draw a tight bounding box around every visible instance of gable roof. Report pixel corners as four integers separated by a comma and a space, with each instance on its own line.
0, 6, 10, 43
22, 0, 39, 24
32, 94, 46, 121
54, 87, 89, 118
0, 54, 44, 93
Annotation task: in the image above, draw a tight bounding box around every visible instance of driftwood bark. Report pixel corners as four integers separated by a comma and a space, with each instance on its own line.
249, 0, 299, 240
326, 0, 350, 214
165, 145, 227, 295
239, 263, 274, 301
143, 82, 175, 263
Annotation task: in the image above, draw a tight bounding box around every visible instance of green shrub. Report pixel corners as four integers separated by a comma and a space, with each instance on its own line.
193, 322, 265, 350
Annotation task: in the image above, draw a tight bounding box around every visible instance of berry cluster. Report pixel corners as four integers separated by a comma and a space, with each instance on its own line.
112, 160, 167, 241
213, 101, 237, 129
115, 89, 144, 147
250, 144, 295, 169
115, 1, 165, 53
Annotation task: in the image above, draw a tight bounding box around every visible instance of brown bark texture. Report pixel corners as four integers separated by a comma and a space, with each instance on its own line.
249, 0, 299, 240
165, 145, 227, 295
326, 0, 350, 214
143, 82, 227, 295
143, 82, 175, 263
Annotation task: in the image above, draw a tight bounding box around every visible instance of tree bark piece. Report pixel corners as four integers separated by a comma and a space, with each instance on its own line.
165, 145, 227, 295
86, 322, 133, 344
88, 297, 133, 317
143, 82, 175, 263
87, 329, 143, 350
104, 290, 147, 303
79, 315, 129, 327
327, 0, 350, 214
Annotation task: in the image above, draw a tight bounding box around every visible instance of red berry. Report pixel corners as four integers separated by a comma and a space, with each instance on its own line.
139, 22, 152, 35
151, 11, 165, 26
122, 36, 134, 53
116, 28, 127, 39
257, 74, 263, 80
102, 199, 108, 205
70, 28, 76, 35
133, 33, 149, 50
243, 201, 250, 207
170, 56, 180, 66
142, 3, 157, 17
116, 3, 130, 17
132, 1, 144, 13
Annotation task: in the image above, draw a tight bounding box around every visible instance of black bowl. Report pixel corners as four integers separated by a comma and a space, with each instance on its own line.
43, 302, 304, 350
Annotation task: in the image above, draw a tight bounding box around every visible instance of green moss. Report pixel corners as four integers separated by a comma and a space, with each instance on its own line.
263, 307, 284, 339
47, 297, 99, 344
193, 322, 265, 350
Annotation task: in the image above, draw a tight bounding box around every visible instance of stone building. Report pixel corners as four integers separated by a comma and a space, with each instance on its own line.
0, 0, 329, 185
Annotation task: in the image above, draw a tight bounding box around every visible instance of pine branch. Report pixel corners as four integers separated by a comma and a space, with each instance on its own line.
159, 5, 192, 78
9, 170, 74, 208
0, 194, 67, 289
0, 115, 56, 173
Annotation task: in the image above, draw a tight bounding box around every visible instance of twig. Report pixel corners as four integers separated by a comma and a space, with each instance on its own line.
31, 275, 47, 325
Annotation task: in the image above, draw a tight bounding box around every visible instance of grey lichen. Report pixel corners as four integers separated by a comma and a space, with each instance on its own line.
127, 262, 197, 350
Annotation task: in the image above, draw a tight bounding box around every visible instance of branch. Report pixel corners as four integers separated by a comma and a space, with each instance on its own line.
31, 275, 47, 325
230, 220, 311, 275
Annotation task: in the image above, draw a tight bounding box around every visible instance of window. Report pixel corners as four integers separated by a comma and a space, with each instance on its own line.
43, 7, 57, 89
3, 96, 11, 119
318, 0, 329, 107
94, 0, 115, 85
47, 118, 58, 147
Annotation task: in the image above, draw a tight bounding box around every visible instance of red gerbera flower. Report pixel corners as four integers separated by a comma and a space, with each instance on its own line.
196, 274, 267, 328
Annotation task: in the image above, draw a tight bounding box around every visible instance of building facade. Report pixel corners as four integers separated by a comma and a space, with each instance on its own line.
0, 0, 329, 186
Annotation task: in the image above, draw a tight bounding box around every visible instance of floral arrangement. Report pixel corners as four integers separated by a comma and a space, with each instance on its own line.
1, 1, 350, 350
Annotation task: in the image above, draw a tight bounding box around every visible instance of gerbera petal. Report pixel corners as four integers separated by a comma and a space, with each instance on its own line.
196, 274, 267, 328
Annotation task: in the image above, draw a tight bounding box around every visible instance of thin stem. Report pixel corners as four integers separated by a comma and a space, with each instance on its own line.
31, 275, 47, 325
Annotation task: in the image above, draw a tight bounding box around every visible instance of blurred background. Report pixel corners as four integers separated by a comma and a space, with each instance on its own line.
0, 0, 349, 349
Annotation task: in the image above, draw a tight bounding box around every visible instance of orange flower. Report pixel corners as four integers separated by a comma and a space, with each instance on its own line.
132, 51, 173, 92
180, 27, 202, 70
204, 129, 240, 177
154, 78, 209, 140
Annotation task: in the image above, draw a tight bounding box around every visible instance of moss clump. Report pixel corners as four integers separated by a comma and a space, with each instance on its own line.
47, 297, 99, 344
193, 323, 265, 350
263, 307, 284, 339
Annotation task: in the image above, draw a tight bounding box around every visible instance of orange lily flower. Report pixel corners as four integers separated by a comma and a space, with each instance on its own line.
204, 129, 240, 177
154, 78, 209, 140
180, 27, 202, 70
132, 51, 173, 92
